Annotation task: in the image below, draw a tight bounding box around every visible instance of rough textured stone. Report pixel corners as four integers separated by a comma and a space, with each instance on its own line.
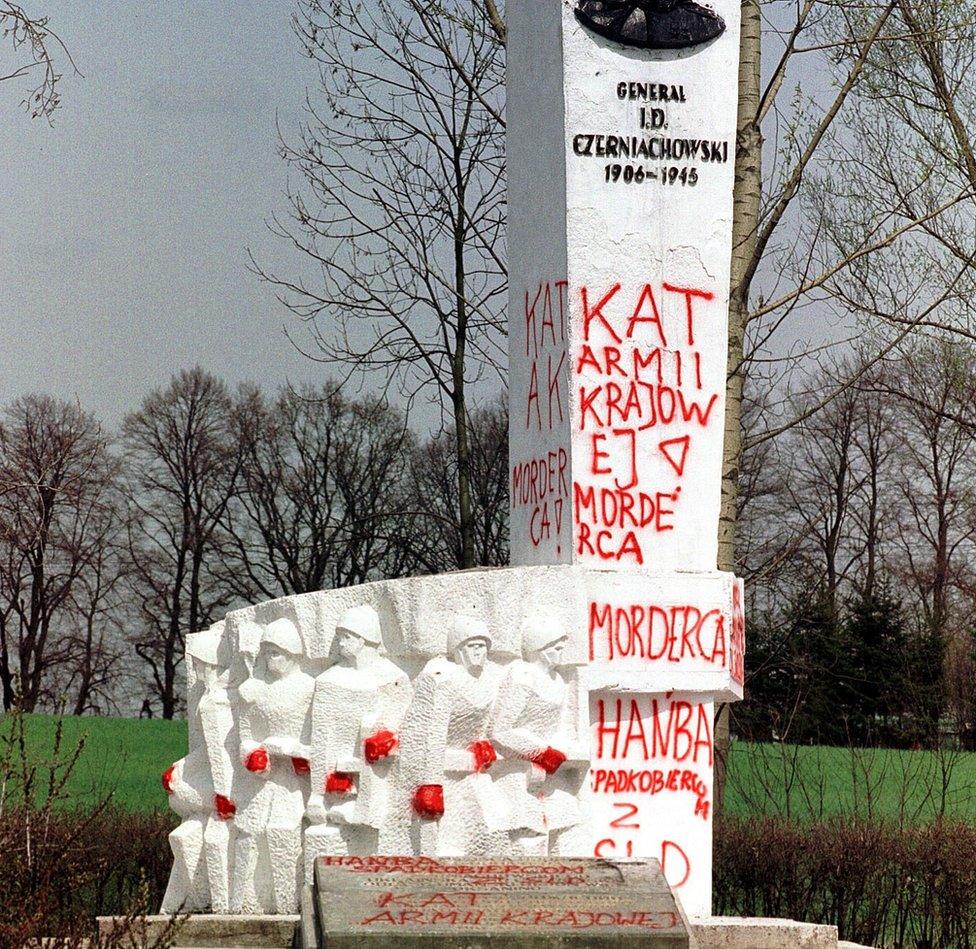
313, 856, 690, 946
691, 916, 838, 948
162, 566, 743, 918
300, 884, 320, 949
161, 0, 748, 923
96, 914, 299, 948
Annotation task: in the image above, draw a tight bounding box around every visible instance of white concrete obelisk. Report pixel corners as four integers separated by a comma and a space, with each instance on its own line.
507, 0, 743, 917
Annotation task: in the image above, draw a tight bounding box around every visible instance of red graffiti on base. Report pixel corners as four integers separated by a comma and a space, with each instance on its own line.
573, 281, 718, 565
511, 279, 571, 556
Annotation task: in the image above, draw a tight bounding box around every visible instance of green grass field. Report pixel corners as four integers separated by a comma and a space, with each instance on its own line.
5, 712, 976, 822
1, 712, 188, 811
723, 739, 976, 823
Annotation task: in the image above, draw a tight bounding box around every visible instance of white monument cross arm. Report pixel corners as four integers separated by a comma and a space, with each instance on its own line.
506, 0, 744, 917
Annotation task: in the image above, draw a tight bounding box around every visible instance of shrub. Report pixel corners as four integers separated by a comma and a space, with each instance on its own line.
0, 710, 180, 946
715, 816, 976, 947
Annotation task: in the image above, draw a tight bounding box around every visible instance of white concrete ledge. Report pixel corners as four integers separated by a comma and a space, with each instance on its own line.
691, 916, 840, 948
100, 913, 865, 948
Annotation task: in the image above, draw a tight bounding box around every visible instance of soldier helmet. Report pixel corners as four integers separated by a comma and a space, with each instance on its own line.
261, 617, 303, 656
335, 604, 382, 645
447, 615, 492, 654
521, 613, 567, 656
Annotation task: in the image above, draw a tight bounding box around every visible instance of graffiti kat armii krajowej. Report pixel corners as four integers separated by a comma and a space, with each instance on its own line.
162, 0, 744, 923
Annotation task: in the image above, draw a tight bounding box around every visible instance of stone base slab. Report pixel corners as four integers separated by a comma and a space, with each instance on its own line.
312, 857, 691, 947
691, 916, 841, 948
98, 914, 867, 948
96, 914, 300, 948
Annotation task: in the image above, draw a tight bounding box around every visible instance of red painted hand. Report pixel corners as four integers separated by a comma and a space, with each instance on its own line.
291, 757, 311, 776
245, 747, 270, 774
325, 771, 355, 795
532, 747, 567, 775
413, 784, 445, 819
363, 729, 398, 763
470, 740, 497, 773
214, 794, 236, 820
161, 764, 176, 794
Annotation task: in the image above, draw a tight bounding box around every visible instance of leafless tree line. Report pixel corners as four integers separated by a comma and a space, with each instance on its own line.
738, 336, 976, 738
0, 371, 507, 718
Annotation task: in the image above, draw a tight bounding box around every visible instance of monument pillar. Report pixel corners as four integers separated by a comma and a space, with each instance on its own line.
507, 0, 743, 918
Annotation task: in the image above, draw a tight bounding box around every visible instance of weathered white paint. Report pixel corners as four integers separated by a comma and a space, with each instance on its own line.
504, 0, 743, 918
508, 0, 741, 574
163, 0, 745, 924
162, 566, 740, 917
590, 692, 715, 914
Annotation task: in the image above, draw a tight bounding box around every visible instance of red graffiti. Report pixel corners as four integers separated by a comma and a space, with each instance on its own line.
363, 730, 398, 763
595, 697, 713, 766
573, 280, 718, 565
591, 768, 710, 819
731, 580, 746, 685
291, 756, 311, 776
609, 802, 640, 828
361, 908, 485, 927
661, 840, 691, 888
511, 448, 569, 552
522, 280, 569, 434
320, 856, 591, 887
662, 283, 714, 346
213, 794, 236, 820
496, 909, 679, 929
325, 771, 355, 795
587, 600, 728, 667
470, 740, 497, 773
377, 891, 482, 908
531, 746, 567, 775
659, 435, 690, 476
413, 784, 445, 819
162, 764, 175, 794
577, 380, 718, 430
594, 837, 634, 858
245, 747, 270, 774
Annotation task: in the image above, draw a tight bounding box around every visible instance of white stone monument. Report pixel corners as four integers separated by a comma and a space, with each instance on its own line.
161, 0, 744, 922
505, 0, 743, 916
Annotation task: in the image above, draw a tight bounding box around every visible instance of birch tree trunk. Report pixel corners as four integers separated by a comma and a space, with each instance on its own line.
715, 0, 763, 807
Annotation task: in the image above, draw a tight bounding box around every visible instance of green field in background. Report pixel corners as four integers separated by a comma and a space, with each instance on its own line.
723, 739, 976, 823
1, 712, 188, 811
4, 713, 976, 822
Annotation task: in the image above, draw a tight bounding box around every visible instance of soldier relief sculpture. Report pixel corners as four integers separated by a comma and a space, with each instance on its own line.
161, 605, 589, 914
574, 0, 725, 49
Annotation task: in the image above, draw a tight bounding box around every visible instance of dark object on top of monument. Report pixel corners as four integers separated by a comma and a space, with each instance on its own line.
574, 0, 725, 50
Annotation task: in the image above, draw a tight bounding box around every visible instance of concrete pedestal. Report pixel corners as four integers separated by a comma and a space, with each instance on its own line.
97, 911, 862, 948
310, 856, 692, 947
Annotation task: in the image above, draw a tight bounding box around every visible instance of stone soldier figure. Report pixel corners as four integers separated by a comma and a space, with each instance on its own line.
489, 613, 587, 855
382, 615, 506, 857
230, 618, 314, 915
161, 624, 237, 913
304, 605, 412, 871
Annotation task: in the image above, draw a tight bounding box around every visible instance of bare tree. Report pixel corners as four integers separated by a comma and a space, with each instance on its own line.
122, 368, 242, 719
220, 384, 417, 601
407, 396, 509, 572
885, 340, 976, 644
63, 498, 128, 715
0, 395, 118, 711
258, 0, 506, 569
0, 3, 73, 119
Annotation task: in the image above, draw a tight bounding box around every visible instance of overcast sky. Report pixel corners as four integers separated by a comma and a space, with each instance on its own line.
0, 1, 323, 426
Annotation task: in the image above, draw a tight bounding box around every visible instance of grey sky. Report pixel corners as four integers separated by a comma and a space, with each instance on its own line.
1, 1, 321, 425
